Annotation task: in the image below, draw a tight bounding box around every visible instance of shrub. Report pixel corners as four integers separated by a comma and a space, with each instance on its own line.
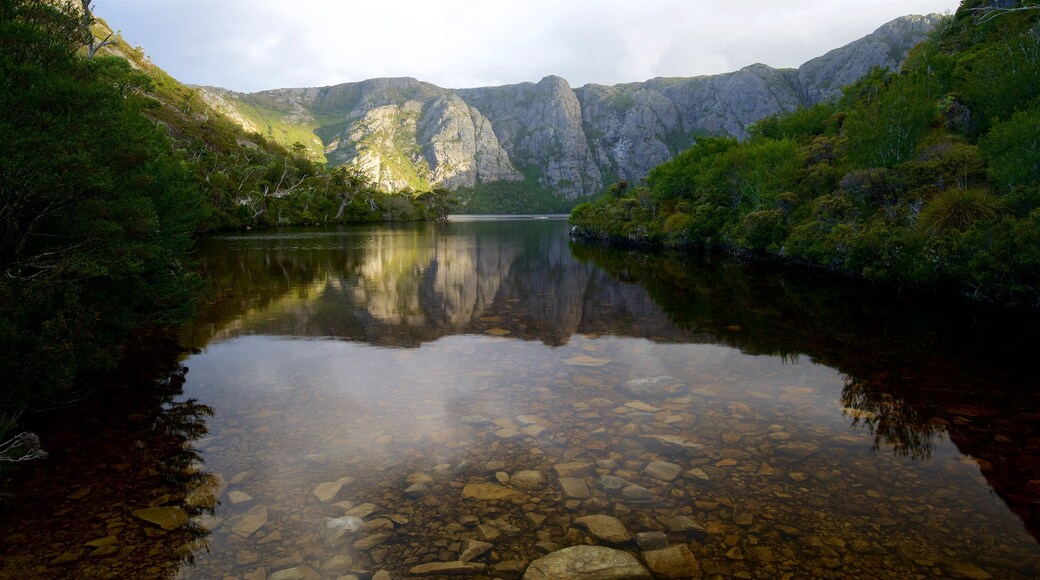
918, 187, 1003, 237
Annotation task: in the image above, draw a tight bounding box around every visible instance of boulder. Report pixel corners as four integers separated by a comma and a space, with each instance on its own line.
524, 546, 651, 579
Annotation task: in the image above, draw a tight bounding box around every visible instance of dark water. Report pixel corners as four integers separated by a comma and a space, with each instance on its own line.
2, 217, 1040, 579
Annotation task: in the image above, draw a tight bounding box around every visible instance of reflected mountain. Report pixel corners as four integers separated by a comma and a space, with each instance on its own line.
182, 220, 689, 349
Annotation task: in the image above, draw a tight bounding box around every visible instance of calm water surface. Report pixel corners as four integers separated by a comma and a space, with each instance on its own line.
3, 217, 1040, 579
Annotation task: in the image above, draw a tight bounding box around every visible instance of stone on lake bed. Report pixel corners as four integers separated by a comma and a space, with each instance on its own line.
642, 544, 701, 578
495, 560, 529, 579
312, 476, 353, 502
559, 477, 591, 499
622, 485, 652, 502
562, 355, 613, 367
636, 531, 669, 551
684, 467, 710, 481
777, 442, 820, 458
574, 515, 633, 544
623, 376, 683, 398
131, 506, 188, 531
495, 428, 524, 440
410, 561, 487, 575
404, 482, 429, 497
226, 490, 252, 504
343, 502, 378, 518
321, 516, 364, 547
320, 554, 353, 573
524, 546, 651, 579
229, 504, 267, 537
624, 400, 661, 413
637, 434, 705, 456
185, 474, 226, 509
511, 470, 547, 490
462, 482, 529, 503
553, 462, 593, 477
459, 539, 493, 562
353, 532, 391, 550
521, 424, 547, 437
268, 565, 321, 580
643, 461, 681, 481
666, 515, 707, 538
945, 562, 994, 579
598, 475, 629, 492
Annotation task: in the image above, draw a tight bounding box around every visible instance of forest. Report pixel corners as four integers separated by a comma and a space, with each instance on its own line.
571, 0, 1040, 306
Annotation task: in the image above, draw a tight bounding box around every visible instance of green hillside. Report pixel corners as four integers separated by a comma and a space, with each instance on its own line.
571, 0, 1040, 306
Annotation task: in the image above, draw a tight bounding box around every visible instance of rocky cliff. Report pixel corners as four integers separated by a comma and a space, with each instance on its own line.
198, 14, 941, 201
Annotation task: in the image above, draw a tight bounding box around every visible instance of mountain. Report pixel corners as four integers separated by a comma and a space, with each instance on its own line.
198, 14, 941, 204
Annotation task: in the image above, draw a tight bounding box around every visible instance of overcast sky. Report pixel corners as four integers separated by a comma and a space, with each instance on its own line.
94, 0, 962, 93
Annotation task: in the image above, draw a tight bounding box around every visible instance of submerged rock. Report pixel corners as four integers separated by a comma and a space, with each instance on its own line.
575, 515, 633, 544
642, 544, 701, 578
268, 565, 321, 580
643, 461, 681, 482
462, 482, 529, 503
131, 507, 188, 531
228, 504, 268, 537
312, 476, 353, 502
559, 477, 591, 499
511, 470, 548, 490
409, 561, 487, 575
524, 546, 651, 579
320, 516, 364, 547
623, 376, 682, 398
185, 474, 226, 509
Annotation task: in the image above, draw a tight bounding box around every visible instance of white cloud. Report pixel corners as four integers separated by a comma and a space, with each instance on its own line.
96, 0, 961, 93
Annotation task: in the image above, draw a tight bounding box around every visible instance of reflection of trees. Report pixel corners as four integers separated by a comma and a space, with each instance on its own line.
572, 237, 1040, 541
840, 375, 945, 460
0, 330, 215, 577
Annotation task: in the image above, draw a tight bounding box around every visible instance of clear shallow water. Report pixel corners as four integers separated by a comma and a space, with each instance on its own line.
2, 218, 1039, 579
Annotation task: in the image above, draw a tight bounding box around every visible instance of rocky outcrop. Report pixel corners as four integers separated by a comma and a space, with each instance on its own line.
797, 14, 940, 104
457, 75, 602, 197
197, 14, 941, 202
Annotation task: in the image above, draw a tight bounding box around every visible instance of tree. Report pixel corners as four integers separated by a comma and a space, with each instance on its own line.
1, 0, 205, 423
331, 165, 372, 220
79, 0, 116, 59
418, 188, 461, 221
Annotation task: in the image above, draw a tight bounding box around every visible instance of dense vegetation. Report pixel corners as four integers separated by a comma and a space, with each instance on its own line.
571, 0, 1040, 305
0, 0, 457, 452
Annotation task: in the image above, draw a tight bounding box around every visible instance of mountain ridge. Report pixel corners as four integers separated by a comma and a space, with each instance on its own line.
198, 13, 943, 203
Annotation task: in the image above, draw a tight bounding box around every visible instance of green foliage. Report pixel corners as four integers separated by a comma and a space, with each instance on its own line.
918, 187, 1004, 237
0, 0, 205, 416
980, 107, 1040, 190
570, 3, 1040, 305
749, 103, 837, 143
456, 180, 582, 214
842, 70, 938, 168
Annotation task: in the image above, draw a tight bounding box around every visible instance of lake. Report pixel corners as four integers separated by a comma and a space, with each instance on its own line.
2, 217, 1039, 579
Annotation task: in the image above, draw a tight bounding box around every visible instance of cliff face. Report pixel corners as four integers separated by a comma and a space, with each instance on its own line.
198, 14, 941, 201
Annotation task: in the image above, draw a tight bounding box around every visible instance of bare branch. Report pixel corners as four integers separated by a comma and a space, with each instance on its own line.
0, 432, 48, 463
969, 5, 1040, 24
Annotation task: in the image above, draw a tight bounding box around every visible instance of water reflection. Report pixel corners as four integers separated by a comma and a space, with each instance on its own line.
4, 219, 1039, 578
0, 331, 215, 578
167, 220, 1040, 578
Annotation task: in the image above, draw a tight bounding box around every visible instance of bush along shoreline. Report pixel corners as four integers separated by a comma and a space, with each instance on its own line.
569, 1, 1040, 308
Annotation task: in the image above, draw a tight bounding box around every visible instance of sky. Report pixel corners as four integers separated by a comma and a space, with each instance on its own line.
94, 0, 963, 94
